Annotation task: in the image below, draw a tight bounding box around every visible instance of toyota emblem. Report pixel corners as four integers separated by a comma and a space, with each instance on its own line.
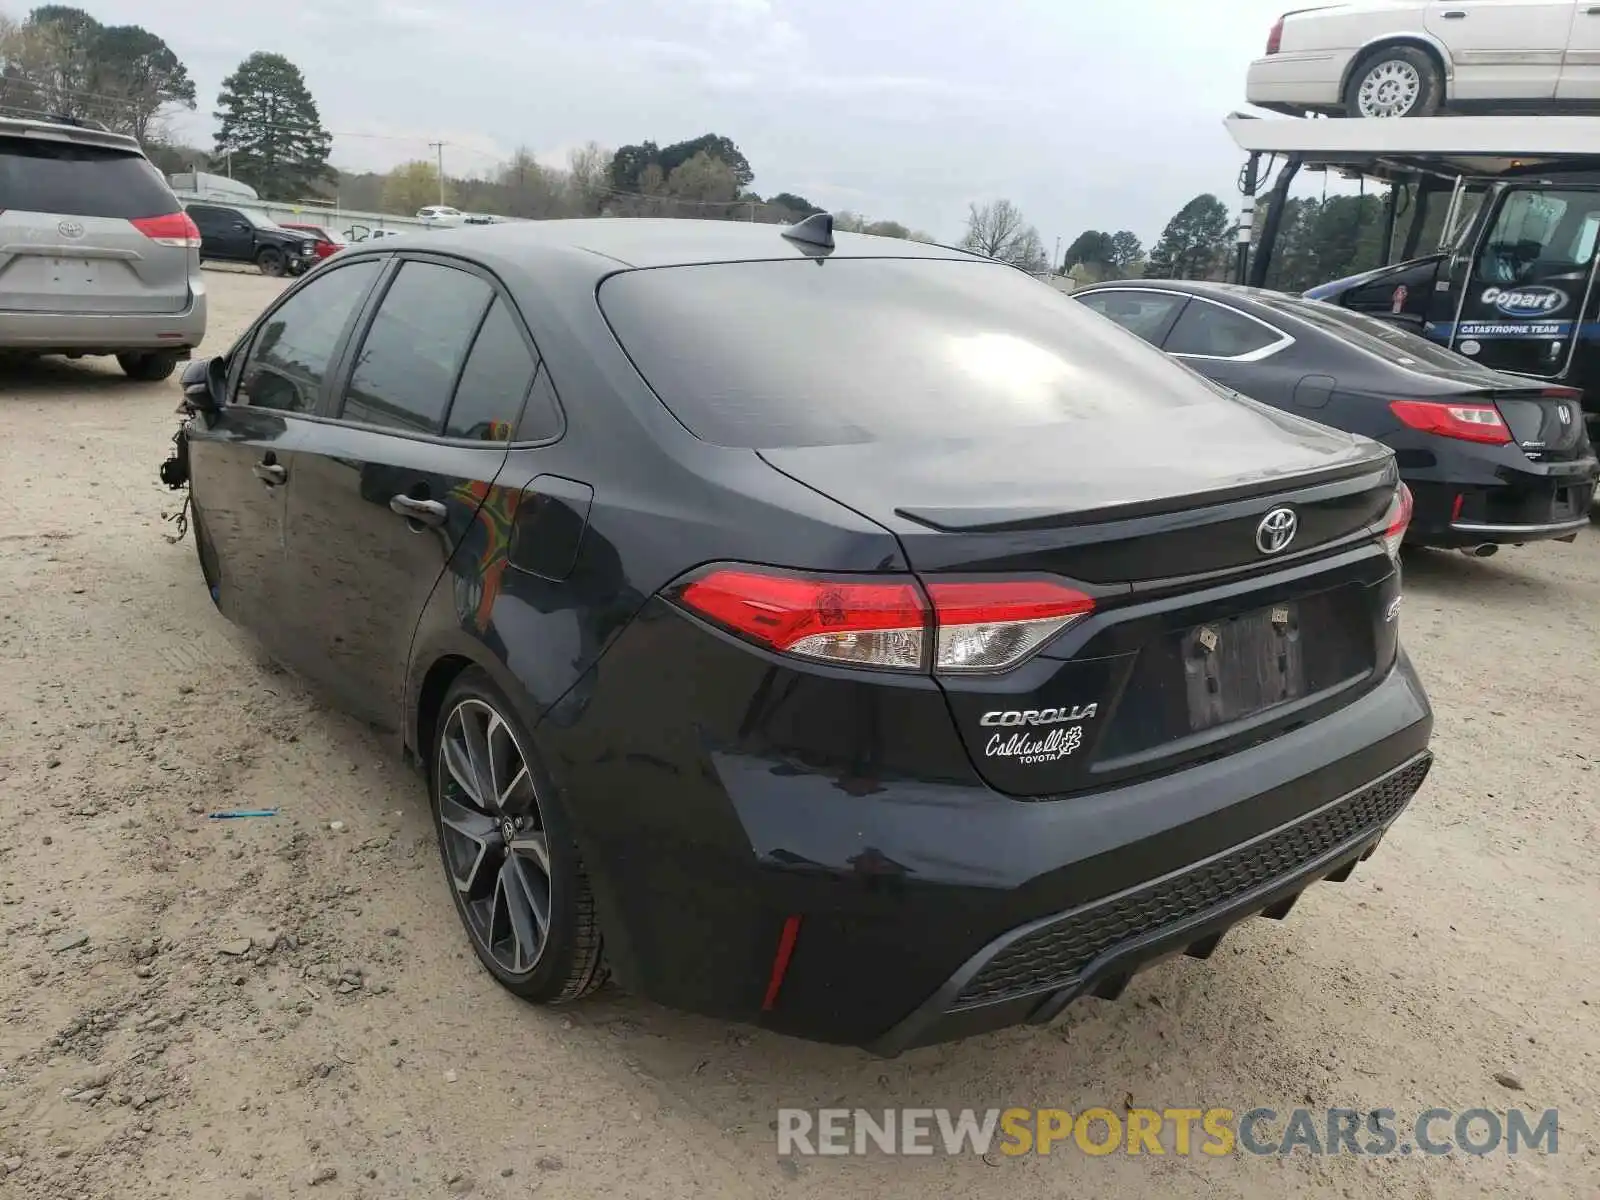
57, 220, 85, 239
1255, 507, 1298, 555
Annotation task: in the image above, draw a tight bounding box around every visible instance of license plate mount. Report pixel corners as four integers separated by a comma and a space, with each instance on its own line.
1183, 603, 1306, 733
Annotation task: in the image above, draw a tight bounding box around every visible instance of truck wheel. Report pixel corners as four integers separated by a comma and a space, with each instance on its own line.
257, 247, 286, 277
116, 351, 180, 382
1344, 46, 1442, 118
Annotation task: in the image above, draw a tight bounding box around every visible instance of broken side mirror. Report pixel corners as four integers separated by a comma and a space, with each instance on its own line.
179, 356, 226, 421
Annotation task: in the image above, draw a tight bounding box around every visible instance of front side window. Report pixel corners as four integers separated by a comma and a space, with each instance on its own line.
340, 261, 494, 435
1076, 290, 1185, 344
237, 260, 382, 412
1163, 301, 1281, 359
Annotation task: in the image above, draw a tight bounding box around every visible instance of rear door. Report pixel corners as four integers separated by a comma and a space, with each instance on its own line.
189, 204, 254, 262
276, 256, 534, 730
187, 257, 385, 647
0, 127, 191, 314
1426, 0, 1574, 100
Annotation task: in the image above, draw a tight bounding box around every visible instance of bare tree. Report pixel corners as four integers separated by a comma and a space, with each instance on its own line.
565, 140, 610, 215
959, 199, 1048, 272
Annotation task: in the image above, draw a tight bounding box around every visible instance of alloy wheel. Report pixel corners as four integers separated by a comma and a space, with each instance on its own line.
1358, 60, 1421, 118
435, 697, 553, 976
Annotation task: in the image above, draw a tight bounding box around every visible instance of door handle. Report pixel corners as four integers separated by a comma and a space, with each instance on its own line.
389, 494, 447, 527
1588, 5, 1600, 13
253, 461, 287, 486
1441, 9, 1466, 16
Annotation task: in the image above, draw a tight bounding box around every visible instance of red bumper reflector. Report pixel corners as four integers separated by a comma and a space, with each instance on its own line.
761, 915, 803, 1012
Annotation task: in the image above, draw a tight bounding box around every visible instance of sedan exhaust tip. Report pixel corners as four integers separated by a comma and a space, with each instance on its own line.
1461, 544, 1500, 559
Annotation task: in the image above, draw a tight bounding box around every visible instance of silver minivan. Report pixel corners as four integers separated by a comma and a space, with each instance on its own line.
0, 116, 207, 381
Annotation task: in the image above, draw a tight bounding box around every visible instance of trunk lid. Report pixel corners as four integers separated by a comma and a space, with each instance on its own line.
1485, 387, 1590, 462
758, 402, 1396, 581
761, 411, 1403, 800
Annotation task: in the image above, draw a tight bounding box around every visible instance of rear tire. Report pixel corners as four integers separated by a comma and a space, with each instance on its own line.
117, 351, 180, 382
257, 247, 285, 277
1344, 46, 1442, 118
430, 668, 608, 1005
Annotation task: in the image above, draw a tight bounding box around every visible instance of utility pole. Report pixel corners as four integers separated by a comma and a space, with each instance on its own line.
428, 141, 446, 205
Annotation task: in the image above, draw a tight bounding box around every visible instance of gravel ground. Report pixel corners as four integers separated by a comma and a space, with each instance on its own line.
0, 268, 1596, 1199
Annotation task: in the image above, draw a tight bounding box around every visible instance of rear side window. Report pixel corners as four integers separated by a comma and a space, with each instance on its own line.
0, 137, 177, 218
446, 298, 538, 441
341, 262, 493, 434
1076, 291, 1185, 343
238, 260, 382, 413
599, 258, 1214, 448
1163, 301, 1281, 359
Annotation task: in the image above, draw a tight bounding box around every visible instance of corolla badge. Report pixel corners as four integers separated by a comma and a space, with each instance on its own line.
57, 220, 84, 239
1480, 285, 1568, 318
1255, 507, 1298, 556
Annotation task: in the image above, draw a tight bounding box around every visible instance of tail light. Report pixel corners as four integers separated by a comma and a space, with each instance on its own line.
1267, 16, 1285, 54
672, 567, 1095, 675
131, 211, 202, 249
1389, 399, 1510, 445
1380, 483, 1413, 560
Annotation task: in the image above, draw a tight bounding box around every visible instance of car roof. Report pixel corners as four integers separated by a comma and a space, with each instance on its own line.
360, 217, 984, 274
0, 114, 142, 154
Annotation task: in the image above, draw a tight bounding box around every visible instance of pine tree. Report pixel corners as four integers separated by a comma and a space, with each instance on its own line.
1146, 194, 1232, 280
213, 52, 332, 198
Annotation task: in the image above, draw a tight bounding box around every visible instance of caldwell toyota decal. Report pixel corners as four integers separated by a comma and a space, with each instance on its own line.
1479, 285, 1568, 318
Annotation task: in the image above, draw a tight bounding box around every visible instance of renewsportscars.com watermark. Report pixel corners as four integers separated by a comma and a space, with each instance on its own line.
777, 1107, 1560, 1158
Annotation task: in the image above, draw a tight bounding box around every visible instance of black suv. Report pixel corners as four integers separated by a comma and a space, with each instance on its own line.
185, 202, 318, 277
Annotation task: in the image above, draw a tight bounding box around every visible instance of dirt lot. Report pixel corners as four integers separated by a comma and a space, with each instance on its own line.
0, 267, 1597, 1200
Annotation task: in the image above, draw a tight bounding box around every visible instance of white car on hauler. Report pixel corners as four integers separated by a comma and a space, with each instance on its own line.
1247, 1, 1600, 119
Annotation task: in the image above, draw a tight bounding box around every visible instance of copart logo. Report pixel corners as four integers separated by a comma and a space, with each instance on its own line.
981, 704, 1099, 727
1480, 286, 1567, 318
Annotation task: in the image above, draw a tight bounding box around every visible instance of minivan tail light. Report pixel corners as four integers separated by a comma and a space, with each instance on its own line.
1267, 15, 1285, 54
672, 568, 1095, 674
1389, 399, 1510, 445
925, 580, 1095, 673
1381, 483, 1413, 560
130, 212, 201, 249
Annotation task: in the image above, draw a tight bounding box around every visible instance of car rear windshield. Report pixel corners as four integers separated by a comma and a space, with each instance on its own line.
599, 257, 1214, 448
0, 136, 178, 219
1255, 293, 1501, 377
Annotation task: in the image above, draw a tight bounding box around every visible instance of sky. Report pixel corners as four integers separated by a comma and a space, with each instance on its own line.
51, 0, 1306, 246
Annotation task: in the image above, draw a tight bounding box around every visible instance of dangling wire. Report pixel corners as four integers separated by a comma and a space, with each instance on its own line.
163, 492, 190, 544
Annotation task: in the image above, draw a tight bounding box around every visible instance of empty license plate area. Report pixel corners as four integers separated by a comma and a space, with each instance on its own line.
1184, 603, 1303, 733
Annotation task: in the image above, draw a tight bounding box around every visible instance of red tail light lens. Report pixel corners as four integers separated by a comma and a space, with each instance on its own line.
1389, 399, 1510, 445
1381, 482, 1413, 560
673, 569, 1096, 674
130, 211, 202, 249
675, 568, 928, 671
925, 580, 1095, 673
1267, 16, 1285, 54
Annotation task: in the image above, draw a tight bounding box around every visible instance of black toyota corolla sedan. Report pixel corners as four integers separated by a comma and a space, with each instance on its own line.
1074, 280, 1599, 556
161, 217, 1433, 1053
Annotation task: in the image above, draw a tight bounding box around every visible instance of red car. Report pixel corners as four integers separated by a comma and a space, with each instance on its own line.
280, 223, 345, 261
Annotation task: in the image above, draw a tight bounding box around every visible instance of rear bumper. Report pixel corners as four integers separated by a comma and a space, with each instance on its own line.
0, 287, 207, 353
1397, 436, 1597, 547
1247, 52, 1350, 110
536, 599, 1434, 1050
872, 751, 1430, 1054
